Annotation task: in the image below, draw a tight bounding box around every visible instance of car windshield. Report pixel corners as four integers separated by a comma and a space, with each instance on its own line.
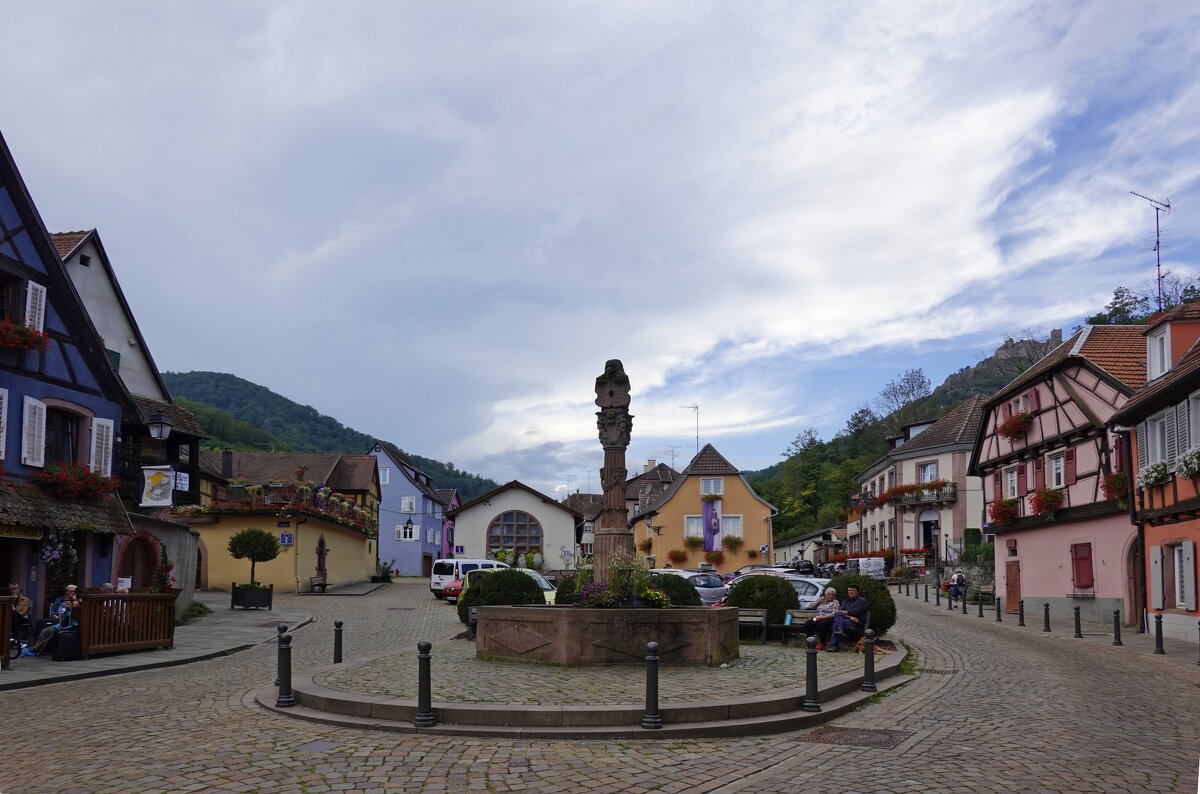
519, 570, 554, 590
433, 562, 454, 576
465, 569, 492, 585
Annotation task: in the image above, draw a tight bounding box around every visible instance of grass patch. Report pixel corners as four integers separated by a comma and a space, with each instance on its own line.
898, 639, 920, 675
178, 599, 213, 625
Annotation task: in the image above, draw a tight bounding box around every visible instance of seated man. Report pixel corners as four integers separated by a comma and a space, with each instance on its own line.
826, 583, 869, 652
23, 584, 80, 657
801, 587, 841, 649
8, 583, 32, 644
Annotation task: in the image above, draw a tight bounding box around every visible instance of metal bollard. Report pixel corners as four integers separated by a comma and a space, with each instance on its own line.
1043, 603, 1051, 633
1018, 600, 1026, 627
273, 623, 287, 686
995, 597, 1002, 622
897, 583, 903, 595
801, 636, 821, 712
467, 607, 478, 641
861, 629, 877, 693
935, 586, 941, 606
924, 584, 929, 603
275, 633, 295, 708
334, 619, 343, 664
1073, 606, 1082, 638
641, 642, 662, 729
414, 641, 436, 726
978, 598, 984, 618
915, 583, 920, 600
948, 589, 955, 611
1153, 614, 1165, 655
905, 582, 910, 597
962, 595, 968, 615
1112, 611, 1122, 646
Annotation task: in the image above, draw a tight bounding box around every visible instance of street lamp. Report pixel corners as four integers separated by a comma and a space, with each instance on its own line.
931, 523, 941, 587
404, 517, 414, 541
147, 412, 173, 440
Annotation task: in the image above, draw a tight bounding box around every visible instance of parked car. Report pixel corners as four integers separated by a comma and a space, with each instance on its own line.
430, 558, 509, 599
651, 568, 728, 606
789, 560, 817, 576
458, 567, 557, 604
723, 563, 791, 583
442, 577, 466, 603
717, 571, 830, 609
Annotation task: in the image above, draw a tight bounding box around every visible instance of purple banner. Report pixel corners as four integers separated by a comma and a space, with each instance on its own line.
703, 498, 722, 552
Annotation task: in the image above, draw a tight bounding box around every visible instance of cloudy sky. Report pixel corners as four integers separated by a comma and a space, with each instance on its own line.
3, 2, 1199, 496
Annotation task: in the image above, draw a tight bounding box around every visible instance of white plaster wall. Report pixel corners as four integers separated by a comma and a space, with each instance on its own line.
455, 488, 578, 569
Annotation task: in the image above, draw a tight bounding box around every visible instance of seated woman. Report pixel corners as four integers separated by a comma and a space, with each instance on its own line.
801, 587, 840, 650
8, 583, 32, 644
23, 584, 80, 657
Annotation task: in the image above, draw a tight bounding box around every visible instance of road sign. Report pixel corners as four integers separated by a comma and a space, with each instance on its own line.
280, 532, 294, 546
455, 545, 465, 554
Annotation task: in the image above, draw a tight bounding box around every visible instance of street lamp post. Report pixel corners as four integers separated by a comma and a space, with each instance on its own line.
931, 524, 940, 588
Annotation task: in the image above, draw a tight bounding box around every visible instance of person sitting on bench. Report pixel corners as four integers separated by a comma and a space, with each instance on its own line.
826, 583, 869, 652
24, 584, 80, 657
801, 587, 841, 650
9, 583, 32, 645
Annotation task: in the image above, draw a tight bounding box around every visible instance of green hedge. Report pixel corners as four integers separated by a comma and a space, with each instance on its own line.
648, 573, 701, 607
456, 569, 546, 625
827, 574, 896, 636
726, 575, 799, 625
554, 575, 578, 605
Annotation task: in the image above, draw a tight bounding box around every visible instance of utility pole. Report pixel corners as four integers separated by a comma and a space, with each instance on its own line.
679, 404, 699, 455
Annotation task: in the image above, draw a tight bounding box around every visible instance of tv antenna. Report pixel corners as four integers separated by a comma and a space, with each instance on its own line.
564, 473, 576, 495
664, 444, 681, 469
679, 404, 699, 455
1130, 191, 1171, 310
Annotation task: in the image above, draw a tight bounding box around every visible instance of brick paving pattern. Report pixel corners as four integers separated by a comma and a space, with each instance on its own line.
1, 580, 1196, 793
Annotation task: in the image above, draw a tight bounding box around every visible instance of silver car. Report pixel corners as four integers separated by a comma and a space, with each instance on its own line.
726, 570, 831, 609
651, 568, 729, 606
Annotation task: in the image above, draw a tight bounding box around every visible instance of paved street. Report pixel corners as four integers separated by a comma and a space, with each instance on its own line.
2, 581, 1197, 793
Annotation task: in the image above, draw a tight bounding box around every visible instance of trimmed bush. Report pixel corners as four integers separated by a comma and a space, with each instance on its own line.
726, 575, 799, 626
827, 574, 896, 636
649, 573, 701, 607
554, 575, 578, 605
456, 568, 546, 624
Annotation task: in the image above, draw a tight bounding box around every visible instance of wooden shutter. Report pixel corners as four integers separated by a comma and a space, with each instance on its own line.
24, 281, 46, 331
1149, 545, 1164, 610
21, 396, 45, 467
1113, 435, 1126, 473
1184, 541, 1197, 611
1070, 543, 1094, 588
1176, 403, 1190, 455
1137, 423, 1148, 470
1064, 448, 1077, 486
1165, 410, 1178, 467
992, 471, 1001, 500
0, 387, 6, 461
1018, 463, 1029, 494
1030, 388, 1041, 411
89, 417, 115, 477
1033, 458, 1045, 491
1002, 403, 1012, 420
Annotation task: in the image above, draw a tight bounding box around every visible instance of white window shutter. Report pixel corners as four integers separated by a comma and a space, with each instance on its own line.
1149, 545, 1164, 610
24, 281, 46, 332
21, 396, 46, 467
1137, 422, 1148, 470
0, 388, 7, 461
1165, 411, 1177, 467
1184, 540, 1197, 612
89, 418, 115, 477
1177, 403, 1191, 455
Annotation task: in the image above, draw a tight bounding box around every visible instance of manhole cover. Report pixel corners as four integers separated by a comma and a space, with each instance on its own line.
806, 727, 910, 749
923, 669, 960, 675
296, 740, 338, 753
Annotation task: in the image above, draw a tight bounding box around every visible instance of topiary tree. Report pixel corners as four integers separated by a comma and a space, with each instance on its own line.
726, 575, 799, 626
457, 568, 546, 624
554, 575, 578, 605
828, 573, 896, 636
227, 528, 281, 585
648, 573, 701, 607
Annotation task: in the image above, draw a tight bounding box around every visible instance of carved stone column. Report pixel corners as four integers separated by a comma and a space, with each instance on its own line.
593, 360, 634, 577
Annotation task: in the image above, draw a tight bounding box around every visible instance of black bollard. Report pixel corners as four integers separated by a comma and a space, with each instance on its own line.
1196, 621, 1199, 666
897, 583, 903, 595
801, 636, 821, 712
924, 584, 929, 603
467, 607, 478, 641
415, 641, 436, 726
1073, 606, 1082, 638
1018, 600, 1026, 627
1112, 611, 1122, 646
273, 623, 288, 686
334, 619, 344, 664
1043, 602, 1051, 633
978, 598, 984, 618
995, 597, 1002, 623
641, 641, 662, 729
1153, 614, 1165, 655
915, 583, 920, 600
948, 589, 955, 611
905, 582, 911, 597
935, 586, 941, 606
962, 595, 968, 615
861, 629, 877, 693
275, 633, 295, 708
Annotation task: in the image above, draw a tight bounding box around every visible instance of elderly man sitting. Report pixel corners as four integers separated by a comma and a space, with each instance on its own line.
826, 583, 870, 653
23, 584, 80, 657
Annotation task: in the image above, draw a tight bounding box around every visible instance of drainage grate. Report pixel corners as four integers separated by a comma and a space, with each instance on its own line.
922, 669, 960, 675
805, 727, 910, 749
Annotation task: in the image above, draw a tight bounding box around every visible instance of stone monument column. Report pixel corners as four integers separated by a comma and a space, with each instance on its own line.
593, 359, 634, 577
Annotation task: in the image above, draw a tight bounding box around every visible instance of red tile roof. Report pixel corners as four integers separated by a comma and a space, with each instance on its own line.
48, 229, 91, 259
1076, 325, 1147, 389
681, 444, 739, 476
1144, 303, 1200, 333
897, 395, 987, 453
1112, 339, 1200, 423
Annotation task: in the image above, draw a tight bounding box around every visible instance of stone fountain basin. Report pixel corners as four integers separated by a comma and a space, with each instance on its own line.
476, 605, 738, 666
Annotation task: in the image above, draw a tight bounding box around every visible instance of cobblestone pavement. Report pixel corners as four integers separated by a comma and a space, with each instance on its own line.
1, 581, 1196, 793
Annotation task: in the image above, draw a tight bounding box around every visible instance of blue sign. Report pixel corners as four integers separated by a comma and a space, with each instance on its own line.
455, 545, 465, 554
280, 532, 294, 546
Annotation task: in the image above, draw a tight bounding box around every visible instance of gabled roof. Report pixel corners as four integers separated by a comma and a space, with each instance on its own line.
633, 443, 776, 521
372, 440, 444, 505
1143, 303, 1200, 333
1111, 338, 1200, 424
450, 480, 584, 519
199, 451, 376, 492
896, 395, 987, 454
681, 444, 739, 476
0, 480, 133, 533
131, 394, 205, 438
562, 492, 603, 520
50, 229, 89, 258
328, 455, 379, 492
434, 488, 459, 508
986, 325, 1145, 405
625, 462, 678, 502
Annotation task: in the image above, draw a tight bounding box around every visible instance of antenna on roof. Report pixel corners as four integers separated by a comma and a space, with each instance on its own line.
679, 404, 699, 455
1130, 191, 1171, 311
664, 445, 681, 469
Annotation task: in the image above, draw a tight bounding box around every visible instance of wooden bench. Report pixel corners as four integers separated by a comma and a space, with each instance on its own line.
973, 584, 995, 604
738, 608, 769, 642
310, 576, 328, 593
776, 609, 818, 645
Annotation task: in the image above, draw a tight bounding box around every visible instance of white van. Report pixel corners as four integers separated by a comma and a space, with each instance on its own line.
845, 557, 887, 579
430, 558, 509, 598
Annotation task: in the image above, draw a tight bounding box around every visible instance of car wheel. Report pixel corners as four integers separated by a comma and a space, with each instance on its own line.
433, 592, 444, 599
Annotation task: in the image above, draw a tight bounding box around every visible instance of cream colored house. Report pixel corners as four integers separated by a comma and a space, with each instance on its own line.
451, 481, 584, 570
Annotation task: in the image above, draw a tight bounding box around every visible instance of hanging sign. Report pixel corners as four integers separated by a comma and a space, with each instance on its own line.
140, 466, 174, 507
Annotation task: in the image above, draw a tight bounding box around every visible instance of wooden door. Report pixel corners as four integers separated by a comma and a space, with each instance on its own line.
1005, 560, 1021, 613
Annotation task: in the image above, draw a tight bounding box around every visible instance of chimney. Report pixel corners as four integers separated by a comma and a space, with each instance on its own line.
644, 459, 656, 473
222, 448, 233, 479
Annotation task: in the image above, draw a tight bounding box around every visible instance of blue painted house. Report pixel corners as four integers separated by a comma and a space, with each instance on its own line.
370, 441, 448, 577
0, 130, 139, 614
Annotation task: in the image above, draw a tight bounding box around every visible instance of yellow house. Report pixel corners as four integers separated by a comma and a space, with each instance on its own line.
631, 444, 775, 575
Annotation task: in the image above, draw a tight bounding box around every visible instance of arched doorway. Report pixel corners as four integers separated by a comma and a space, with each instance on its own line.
194, 538, 208, 590
117, 535, 158, 589
315, 535, 328, 578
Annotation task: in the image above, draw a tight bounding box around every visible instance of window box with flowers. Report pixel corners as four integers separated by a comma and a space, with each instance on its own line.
1138, 461, 1170, 488
1178, 446, 1200, 478
700, 493, 723, 503
996, 411, 1034, 442
1102, 472, 1128, 508
0, 319, 50, 351
34, 463, 120, 500
1029, 487, 1064, 519
988, 498, 1020, 526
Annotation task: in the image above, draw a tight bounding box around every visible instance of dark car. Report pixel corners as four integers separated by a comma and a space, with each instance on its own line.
790, 560, 817, 576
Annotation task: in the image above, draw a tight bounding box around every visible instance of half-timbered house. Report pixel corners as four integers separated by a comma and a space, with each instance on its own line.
969, 326, 1145, 624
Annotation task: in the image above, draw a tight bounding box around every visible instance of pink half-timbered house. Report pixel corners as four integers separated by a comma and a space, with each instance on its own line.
969, 326, 1145, 624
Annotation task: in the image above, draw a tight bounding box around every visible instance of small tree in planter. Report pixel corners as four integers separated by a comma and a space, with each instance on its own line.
228, 528, 281, 609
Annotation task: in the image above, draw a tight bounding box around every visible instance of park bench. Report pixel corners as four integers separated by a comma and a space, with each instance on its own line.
310, 575, 328, 593
776, 609, 817, 645
738, 608, 769, 642
972, 584, 995, 604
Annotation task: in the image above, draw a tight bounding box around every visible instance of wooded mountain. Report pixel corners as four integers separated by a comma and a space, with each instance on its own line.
162, 371, 500, 501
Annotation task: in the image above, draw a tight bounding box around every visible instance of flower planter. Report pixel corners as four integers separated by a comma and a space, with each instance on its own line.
231, 582, 273, 610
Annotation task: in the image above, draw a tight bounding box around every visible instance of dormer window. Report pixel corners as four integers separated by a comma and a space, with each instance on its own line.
1148, 328, 1169, 379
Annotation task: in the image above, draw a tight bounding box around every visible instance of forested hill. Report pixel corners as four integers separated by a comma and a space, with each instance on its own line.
162, 371, 500, 501
747, 332, 1064, 538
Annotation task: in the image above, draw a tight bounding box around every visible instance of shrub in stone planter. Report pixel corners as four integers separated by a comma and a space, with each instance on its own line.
457, 568, 546, 625
726, 575, 799, 626
648, 572, 701, 607
827, 573, 896, 636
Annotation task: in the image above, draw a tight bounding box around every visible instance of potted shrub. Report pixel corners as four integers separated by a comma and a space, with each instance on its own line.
1102, 472, 1129, 508
228, 528, 281, 609
682, 535, 704, 553
703, 549, 726, 567
1139, 461, 1170, 488
637, 537, 654, 555
722, 535, 745, 553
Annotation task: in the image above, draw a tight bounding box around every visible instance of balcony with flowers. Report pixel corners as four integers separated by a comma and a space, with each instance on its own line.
172, 480, 378, 537
880, 479, 956, 508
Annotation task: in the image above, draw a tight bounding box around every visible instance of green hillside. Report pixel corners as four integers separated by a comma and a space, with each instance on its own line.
162, 371, 501, 501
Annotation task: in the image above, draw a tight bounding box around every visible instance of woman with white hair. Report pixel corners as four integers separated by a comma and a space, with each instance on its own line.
801, 587, 841, 650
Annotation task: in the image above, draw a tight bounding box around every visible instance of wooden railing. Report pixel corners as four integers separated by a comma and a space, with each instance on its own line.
0, 596, 12, 670
78, 593, 176, 659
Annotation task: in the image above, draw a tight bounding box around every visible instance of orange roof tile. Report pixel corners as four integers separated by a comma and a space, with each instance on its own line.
1076, 325, 1146, 389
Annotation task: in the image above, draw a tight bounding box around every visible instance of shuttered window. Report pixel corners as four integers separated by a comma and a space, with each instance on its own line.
89, 417, 115, 477
1070, 543, 1094, 588
21, 396, 46, 467
0, 387, 7, 461
24, 281, 46, 331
